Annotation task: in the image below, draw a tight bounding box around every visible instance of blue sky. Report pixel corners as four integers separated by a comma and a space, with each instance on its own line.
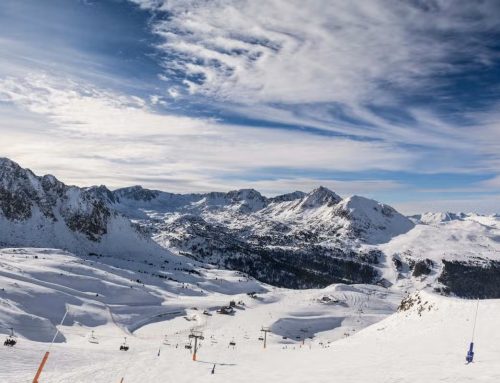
0, 0, 500, 214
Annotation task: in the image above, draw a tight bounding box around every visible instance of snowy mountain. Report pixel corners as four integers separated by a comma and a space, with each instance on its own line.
0, 158, 167, 259
112, 185, 414, 288
1, 158, 500, 297
2, 158, 500, 383
111, 185, 500, 298
412, 211, 467, 225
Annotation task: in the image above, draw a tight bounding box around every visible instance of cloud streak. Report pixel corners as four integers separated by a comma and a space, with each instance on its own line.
0, 73, 415, 193
133, 0, 499, 105
0, 1, 499, 213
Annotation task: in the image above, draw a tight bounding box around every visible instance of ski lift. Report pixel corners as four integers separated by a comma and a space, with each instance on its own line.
3, 328, 16, 347
185, 340, 192, 350
119, 337, 129, 351
88, 330, 99, 344
229, 338, 236, 348
258, 336, 264, 341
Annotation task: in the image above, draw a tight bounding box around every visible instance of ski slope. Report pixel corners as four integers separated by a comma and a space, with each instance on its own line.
1, 248, 500, 382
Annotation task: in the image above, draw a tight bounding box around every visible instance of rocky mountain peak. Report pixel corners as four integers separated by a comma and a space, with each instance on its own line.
113, 185, 160, 202
269, 191, 307, 203
226, 188, 265, 201
225, 188, 267, 211
299, 186, 341, 209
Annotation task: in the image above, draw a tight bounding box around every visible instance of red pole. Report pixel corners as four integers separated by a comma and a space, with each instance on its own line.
32, 351, 50, 383
192, 337, 198, 361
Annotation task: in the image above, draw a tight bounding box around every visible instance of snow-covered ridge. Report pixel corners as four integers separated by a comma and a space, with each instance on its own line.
0, 158, 166, 258
111, 184, 415, 288
2, 157, 500, 297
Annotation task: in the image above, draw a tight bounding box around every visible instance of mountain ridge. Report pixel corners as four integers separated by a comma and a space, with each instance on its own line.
2, 157, 500, 297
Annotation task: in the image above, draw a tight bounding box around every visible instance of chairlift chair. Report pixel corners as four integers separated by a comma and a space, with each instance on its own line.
229, 338, 236, 348
119, 337, 129, 351
3, 328, 16, 347
88, 330, 99, 344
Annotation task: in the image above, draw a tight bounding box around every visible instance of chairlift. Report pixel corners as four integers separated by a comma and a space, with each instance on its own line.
258, 336, 264, 341
229, 338, 236, 348
3, 328, 16, 347
88, 330, 99, 344
185, 340, 193, 350
119, 337, 129, 351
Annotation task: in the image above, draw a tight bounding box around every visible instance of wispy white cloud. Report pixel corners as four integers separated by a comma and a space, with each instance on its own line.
1, 1, 499, 213
0, 73, 415, 192
132, 0, 498, 105
127, 0, 500, 177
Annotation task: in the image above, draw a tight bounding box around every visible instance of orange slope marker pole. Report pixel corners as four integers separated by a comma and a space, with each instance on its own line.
32, 351, 50, 383
32, 309, 68, 383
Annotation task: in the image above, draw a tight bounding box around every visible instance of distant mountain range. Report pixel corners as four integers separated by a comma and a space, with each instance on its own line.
1, 157, 500, 296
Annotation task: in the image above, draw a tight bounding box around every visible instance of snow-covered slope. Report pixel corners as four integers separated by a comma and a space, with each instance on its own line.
1, 256, 498, 383
377, 213, 500, 298
0, 247, 403, 382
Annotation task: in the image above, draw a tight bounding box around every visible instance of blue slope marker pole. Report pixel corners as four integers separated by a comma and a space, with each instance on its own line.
466, 299, 479, 364
466, 342, 474, 363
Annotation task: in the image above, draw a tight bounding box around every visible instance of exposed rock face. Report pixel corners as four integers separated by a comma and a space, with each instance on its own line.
0, 158, 163, 257
114, 185, 159, 202
0, 188, 33, 220
412, 259, 434, 277
65, 198, 111, 241
0, 158, 113, 240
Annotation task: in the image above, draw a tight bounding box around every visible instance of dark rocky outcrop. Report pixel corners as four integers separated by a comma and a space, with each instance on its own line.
412, 259, 434, 277
438, 260, 500, 298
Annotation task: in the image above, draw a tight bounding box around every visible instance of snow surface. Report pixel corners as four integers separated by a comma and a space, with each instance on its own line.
380, 216, 500, 265
1, 250, 498, 383
0, 247, 408, 382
